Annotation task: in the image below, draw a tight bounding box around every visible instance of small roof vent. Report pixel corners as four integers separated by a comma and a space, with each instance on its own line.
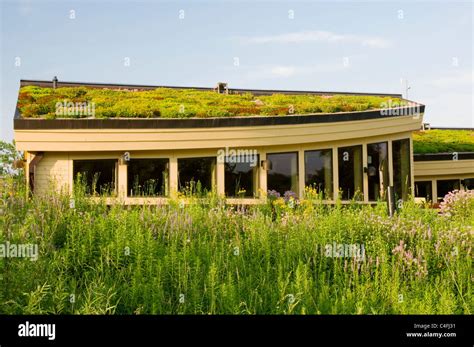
215, 82, 228, 94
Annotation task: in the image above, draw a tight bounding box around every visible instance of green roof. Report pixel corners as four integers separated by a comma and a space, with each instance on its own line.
413, 129, 474, 154
18, 85, 402, 119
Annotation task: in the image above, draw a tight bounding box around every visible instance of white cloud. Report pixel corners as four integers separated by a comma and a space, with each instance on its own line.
239, 30, 390, 48
242, 63, 347, 79
430, 70, 473, 88
270, 66, 297, 77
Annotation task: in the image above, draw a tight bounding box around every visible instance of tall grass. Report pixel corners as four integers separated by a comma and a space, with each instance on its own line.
0, 177, 472, 314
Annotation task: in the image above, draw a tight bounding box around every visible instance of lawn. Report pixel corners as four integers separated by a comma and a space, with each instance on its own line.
0, 178, 472, 314
18, 85, 401, 119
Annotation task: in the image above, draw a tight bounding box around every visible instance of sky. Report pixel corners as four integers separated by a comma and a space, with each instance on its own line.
1, 0, 473, 141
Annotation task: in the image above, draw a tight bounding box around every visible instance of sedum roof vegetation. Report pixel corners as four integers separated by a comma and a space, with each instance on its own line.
18, 85, 401, 119
413, 129, 474, 154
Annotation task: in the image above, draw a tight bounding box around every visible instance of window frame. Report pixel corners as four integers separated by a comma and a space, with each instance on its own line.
266, 151, 300, 197
127, 158, 170, 197
72, 159, 118, 196
304, 148, 333, 199
337, 145, 364, 201
177, 156, 217, 195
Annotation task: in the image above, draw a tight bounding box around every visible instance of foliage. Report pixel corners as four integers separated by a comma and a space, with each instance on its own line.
439, 189, 474, 220
413, 130, 474, 154
0, 141, 23, 177
0, 179, 472, 314
18, 86, 401, 119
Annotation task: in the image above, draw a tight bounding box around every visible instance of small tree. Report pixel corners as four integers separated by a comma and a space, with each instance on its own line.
0, 140, 24, 177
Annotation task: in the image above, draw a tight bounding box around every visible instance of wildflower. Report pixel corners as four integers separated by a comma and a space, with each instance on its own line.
283, 190, 298, 202
439, 189, 474, 218
267, 190, 281, 200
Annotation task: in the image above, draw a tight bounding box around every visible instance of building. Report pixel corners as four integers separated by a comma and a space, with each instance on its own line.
13, 78, 429, 204
413, 128, 474, 202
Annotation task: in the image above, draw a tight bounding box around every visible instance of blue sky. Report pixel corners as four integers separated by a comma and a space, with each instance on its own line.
1, 0, 472, 141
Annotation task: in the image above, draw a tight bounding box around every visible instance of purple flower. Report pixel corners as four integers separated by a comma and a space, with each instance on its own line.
267, 190, 281, 199
283, 190, 297, 202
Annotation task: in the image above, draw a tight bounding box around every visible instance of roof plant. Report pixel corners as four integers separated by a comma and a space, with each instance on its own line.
17, 86, 402, 119
413, 129, 474, 154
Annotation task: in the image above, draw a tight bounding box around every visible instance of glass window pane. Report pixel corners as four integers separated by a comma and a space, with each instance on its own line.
224, 155, 259, 198
338, 145, 363, 200
415, 181, 432, 201
178, 157, 216, 195
367, 142, 389, 201
73, 159, 117, 196
267, 152, 299, 196
304, 149, 333, 198
462, 178, 474, 190
127, 159, 169, 197
437, 179, 460, 200
392, 139, 411, 201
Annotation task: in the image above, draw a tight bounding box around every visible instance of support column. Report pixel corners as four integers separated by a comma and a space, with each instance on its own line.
409, 136, 415, 197
298, 149, 305, 198
117, 164, 126, 198
332, 146, 339, 201
362, 144, 369, 202
259, 151, 267, 198
216, 159, 225, 197
432, 179, 437, 202
388, 140, 394, 186
169, 156, 178, 198
117, 162, 127, 199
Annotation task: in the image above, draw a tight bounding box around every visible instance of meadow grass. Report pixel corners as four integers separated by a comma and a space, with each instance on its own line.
0, 177, 472, 314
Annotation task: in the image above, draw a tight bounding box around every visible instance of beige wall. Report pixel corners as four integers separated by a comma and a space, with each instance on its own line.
31, 152, 70, 195
15, 115, 422, 152
414, 159, 474, 177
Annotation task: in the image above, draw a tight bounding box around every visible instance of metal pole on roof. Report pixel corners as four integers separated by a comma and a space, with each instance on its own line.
400, 78, 411, 99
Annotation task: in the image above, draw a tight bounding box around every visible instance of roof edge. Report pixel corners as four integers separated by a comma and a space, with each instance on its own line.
19, 79, 404, 99
14, 107, 425, 130
414, 152, 474, 161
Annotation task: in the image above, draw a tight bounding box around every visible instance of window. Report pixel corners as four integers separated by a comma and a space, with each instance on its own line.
178, 157, 216, 195
437, 179, 460, 200
127, 159, 169, 197
267, 152, 299, 196
73, 159, 117, 195
338, 145, 363, 200
224, 155, 259, 198
304, 149, 333, 198
392, 139, 411, 201
462, 178, 474, 190
367, 142, 389, 201
415, 181, 433, 201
